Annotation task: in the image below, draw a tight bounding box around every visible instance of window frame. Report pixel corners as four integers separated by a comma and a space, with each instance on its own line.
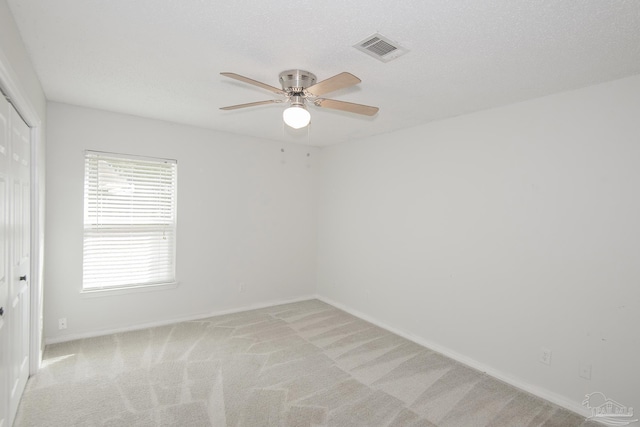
81, 150, 178, 294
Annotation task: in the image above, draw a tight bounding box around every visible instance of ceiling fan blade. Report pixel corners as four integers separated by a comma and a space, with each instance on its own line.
314, 98, 379, 116
220, 72, 286, 95
220, 99, 283, 110
305, 72, 361, 97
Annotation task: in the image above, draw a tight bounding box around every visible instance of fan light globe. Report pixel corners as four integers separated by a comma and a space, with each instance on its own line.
283, 105, 311, 129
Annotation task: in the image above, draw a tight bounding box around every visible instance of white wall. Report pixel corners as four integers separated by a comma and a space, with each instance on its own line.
0, 0, 45, 117
45, 102, 319, 341
317, 74, 640, 415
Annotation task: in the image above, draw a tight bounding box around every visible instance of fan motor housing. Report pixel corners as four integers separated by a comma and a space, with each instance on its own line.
279, 70, 316, 92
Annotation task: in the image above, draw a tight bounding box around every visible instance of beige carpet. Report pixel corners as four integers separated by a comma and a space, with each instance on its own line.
15, 299, 598, 426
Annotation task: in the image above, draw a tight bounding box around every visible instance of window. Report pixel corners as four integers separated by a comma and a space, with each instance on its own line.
83, 151, 177, 291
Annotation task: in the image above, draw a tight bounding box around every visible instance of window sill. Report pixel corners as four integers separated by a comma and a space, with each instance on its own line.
80, 281, 178, 298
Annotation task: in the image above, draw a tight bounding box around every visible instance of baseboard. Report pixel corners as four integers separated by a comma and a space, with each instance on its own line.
44, 294, 317, 345
315, 294, 591, 419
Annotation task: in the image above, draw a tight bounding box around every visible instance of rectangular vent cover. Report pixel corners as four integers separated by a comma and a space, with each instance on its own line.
354, 33, 408, 63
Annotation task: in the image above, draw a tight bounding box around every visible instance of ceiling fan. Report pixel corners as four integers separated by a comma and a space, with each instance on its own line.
220, 70, 379, 129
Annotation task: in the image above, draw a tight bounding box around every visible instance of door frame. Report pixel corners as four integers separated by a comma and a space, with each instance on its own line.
0, 48, 44, 375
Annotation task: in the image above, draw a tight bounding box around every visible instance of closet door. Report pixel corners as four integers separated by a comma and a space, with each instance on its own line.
7, 104, 30, 425
0, 95, 10, 427
0, 93, 31, 427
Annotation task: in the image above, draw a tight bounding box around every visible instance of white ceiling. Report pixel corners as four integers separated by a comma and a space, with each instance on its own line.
7, 0, 640, 147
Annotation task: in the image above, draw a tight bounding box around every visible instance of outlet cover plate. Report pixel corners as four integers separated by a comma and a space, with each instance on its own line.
580, 363, 592, 380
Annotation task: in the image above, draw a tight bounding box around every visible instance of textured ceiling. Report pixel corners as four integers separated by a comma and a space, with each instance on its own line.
7, 0, 640, 146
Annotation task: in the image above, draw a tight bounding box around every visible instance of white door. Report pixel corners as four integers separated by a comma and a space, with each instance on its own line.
0, 92, 11, 427
8, 103, 30, 425
0, 94, 30, 427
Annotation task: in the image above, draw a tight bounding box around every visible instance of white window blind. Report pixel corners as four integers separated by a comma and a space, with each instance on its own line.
83, 151, 177, 290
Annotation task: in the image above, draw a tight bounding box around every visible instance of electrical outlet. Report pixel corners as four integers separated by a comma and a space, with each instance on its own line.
580, 363, 592, 380
58, 318, 67, 330
539, 348, 552, 365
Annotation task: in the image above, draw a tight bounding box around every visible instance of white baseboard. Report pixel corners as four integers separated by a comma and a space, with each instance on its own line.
315, 294, 591, 419
44, 294, 317, 345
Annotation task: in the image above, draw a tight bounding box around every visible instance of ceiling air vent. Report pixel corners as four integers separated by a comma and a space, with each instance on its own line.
354, 33, 408, 63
